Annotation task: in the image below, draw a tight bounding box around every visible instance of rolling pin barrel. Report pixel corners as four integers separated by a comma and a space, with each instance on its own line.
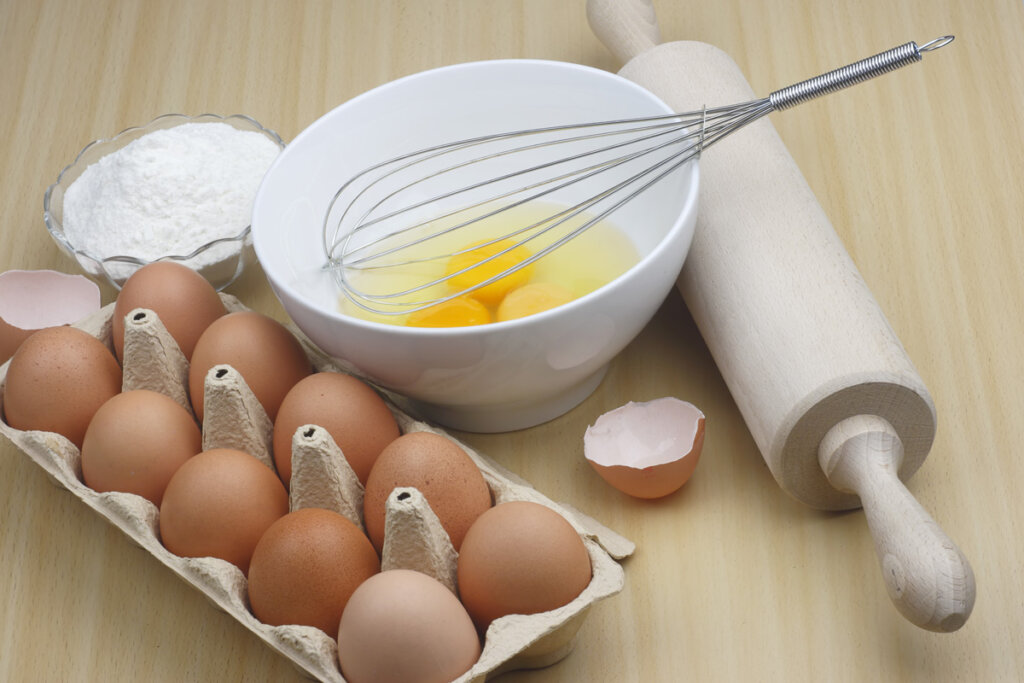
587, 0, 974, 631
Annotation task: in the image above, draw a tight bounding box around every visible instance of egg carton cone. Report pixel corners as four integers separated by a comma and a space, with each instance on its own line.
0, 293, 635, 682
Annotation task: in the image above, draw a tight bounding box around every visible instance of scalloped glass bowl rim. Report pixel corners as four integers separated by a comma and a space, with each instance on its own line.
43, 112, 286, 291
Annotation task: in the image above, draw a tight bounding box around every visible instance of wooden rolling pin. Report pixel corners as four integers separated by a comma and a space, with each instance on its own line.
587, 0, 975, 631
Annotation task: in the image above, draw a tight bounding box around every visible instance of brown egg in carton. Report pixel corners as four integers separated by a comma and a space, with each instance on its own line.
0, 293, 635, 683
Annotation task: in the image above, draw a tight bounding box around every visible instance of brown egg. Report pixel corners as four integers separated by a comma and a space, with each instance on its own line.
111, 261, 227, 362
273, 372, 400, 488
247, 508, 379, 638
81, 390, 201, 506
188, 311, 312, 422
2, 326, 122, 448
159, 448, 288, 574
457, 501, 592, 631
363, 432, 491, 554
337, 569, 481, 683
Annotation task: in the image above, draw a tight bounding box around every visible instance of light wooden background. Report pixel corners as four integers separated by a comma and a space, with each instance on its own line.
2, 1, 1022, 681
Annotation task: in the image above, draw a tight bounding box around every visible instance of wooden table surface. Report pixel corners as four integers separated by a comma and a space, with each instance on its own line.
2, 1, 1022, 681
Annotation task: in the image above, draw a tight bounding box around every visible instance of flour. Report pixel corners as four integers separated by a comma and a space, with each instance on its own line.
62, 122, 281, 274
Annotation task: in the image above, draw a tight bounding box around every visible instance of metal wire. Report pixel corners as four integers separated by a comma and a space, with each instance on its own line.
324, 36, 953, 316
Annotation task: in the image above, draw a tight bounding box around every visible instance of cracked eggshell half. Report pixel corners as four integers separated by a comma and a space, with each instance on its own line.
584, 397, 705, 499
0, 269, 101, 364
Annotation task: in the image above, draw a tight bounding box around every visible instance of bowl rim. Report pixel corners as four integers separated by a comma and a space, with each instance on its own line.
253, 58, 700, 336
43, 112, 286, 290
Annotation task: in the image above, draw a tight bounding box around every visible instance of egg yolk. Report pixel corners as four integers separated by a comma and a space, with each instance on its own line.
444, 239, 534, 307
496, 282, 575, 322
336, 202, 640, 328
406, 296, 491, 328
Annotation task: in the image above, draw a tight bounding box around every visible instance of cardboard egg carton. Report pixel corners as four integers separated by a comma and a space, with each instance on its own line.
0, 293, 634, 682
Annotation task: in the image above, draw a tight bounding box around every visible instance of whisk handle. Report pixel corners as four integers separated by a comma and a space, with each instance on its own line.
769, 36, 954, 111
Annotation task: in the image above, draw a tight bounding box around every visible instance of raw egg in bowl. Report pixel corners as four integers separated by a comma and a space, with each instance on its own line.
252, 59, 698, 432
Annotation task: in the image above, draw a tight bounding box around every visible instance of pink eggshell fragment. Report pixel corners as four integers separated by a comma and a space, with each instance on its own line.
0, 270, 101, 363
584, 397, 705, 499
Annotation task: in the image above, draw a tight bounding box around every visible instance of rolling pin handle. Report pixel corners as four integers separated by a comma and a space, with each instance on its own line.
586, 0, 661, 64
819, 415, 976, 632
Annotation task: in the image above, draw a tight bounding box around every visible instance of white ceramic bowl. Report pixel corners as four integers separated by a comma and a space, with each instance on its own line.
252, 60, 698, 432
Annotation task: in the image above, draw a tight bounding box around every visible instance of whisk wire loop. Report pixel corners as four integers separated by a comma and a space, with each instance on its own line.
335, 120, 718, 310
336, 119, 695, 267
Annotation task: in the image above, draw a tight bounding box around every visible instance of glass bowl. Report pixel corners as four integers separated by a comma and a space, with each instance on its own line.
44, 113, 285, 291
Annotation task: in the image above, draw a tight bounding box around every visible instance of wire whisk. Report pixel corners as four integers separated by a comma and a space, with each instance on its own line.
324, 35, 953, 317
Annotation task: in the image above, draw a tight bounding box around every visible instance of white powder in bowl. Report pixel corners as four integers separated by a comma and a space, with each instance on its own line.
62, 122, 281, 273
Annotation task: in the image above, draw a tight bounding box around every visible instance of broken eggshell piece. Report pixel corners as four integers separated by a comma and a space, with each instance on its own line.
0, 269, 101, 364
584, 397, 705, 499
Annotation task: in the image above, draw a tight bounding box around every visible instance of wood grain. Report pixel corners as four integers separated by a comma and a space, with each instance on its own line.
1, 0, 1022, 681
